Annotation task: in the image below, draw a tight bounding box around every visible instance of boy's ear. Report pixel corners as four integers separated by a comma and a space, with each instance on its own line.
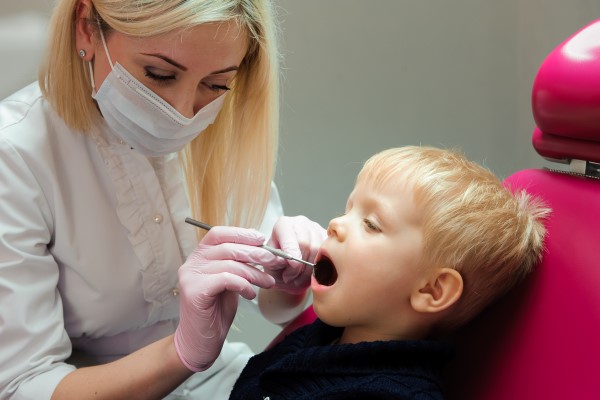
411, 268, 463, 314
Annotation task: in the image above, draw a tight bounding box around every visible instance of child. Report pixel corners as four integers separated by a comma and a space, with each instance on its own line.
229, 146, 550, 399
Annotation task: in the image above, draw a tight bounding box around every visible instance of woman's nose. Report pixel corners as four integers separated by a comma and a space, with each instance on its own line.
170, 92, 205, 119
327, 216, 346, 241
166, 98, 193, 119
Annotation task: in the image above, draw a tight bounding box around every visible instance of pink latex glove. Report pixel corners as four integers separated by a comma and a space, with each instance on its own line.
174, 226, 276, 372
263, 215, 327, 294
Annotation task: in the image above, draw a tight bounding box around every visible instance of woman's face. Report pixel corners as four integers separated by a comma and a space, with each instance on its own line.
88, 20, 248, 118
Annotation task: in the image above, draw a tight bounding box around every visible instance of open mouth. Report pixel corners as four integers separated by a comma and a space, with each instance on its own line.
313, 255, 338, 286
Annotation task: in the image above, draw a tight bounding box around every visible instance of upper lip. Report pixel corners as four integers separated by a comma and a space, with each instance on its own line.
315, 245, 334, 266
315, 245, 329, 263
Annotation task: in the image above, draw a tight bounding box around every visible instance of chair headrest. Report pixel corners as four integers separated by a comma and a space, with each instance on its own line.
532, 19, 600, 164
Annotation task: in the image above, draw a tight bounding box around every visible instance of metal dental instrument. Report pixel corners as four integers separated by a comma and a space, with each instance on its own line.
185, 217, 315, 267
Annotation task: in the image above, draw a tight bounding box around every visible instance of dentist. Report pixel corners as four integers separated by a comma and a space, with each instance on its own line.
0, 0, 325, 399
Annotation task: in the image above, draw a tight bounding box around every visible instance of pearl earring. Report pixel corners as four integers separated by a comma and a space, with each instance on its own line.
78, 49, 86, 58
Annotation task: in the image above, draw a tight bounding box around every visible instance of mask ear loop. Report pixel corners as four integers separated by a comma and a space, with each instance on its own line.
87, 62, 96, 91
96, 18, 115, 70
87, 17, 116, 92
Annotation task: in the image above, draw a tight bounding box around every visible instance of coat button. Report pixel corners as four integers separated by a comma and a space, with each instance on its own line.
153, 214, 163, 224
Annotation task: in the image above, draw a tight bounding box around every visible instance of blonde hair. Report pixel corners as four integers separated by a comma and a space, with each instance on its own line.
358, 146, 551, 330
39, 0, 280, 229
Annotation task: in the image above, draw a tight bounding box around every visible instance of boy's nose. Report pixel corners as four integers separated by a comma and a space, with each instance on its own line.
327, 216, 346, 241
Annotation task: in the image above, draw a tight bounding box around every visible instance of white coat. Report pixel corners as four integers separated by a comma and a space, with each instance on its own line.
0, 83, 283, 399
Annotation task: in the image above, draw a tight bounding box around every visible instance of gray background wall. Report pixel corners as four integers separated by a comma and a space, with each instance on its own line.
1, 0, 599, 352
274, 0, 600, 228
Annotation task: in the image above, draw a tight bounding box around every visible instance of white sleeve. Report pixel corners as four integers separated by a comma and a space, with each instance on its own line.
257, 181, 284, 238
0, 137, 75, 399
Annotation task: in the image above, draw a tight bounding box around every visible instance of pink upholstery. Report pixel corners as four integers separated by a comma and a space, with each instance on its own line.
444, 170, 600, 399
265, 305, 317, 351
444, 18, 600, 400
531, 19, 600, 163
266, 18, 600, 399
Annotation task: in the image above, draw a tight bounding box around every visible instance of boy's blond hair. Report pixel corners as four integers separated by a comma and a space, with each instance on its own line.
39, 0, 280, 230
358, 146, 550, 330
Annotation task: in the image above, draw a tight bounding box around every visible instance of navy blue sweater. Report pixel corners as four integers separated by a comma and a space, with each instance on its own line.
229, 319, 453, 399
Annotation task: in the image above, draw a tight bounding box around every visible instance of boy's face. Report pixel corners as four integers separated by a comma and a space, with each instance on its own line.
311, 174, 427, 343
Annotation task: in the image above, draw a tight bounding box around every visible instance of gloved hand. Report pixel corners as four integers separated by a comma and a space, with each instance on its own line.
263, 215, 327, 294
174, 226, 276, 372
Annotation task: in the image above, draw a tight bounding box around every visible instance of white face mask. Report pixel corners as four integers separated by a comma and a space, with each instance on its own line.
90, 28, 225, 157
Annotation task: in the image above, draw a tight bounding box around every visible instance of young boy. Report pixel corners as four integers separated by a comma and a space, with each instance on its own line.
229, 146, 550, 399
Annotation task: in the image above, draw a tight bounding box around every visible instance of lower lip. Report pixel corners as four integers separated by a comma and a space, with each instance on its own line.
311, 275, 333, 293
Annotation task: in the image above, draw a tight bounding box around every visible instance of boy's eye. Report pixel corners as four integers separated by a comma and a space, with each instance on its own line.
364, 218, 381, 232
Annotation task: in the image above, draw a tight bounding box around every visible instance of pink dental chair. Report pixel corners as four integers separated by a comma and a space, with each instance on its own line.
268, 18, 600, 399
443, 18, 600, 400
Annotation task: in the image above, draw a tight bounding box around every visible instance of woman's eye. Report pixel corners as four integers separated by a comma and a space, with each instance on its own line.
204, 83, 231, 93
364, 219, 380, 232
144, 68, 176, 83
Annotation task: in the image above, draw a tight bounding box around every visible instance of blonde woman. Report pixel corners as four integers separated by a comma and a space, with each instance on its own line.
0, 0, 325, 398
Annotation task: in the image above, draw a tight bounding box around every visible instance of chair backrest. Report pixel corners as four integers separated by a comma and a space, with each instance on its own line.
267, 18, 600, 398
443, 18, 600, 400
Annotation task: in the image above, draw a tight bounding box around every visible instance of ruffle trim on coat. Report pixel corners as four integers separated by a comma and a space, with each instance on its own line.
90, 127, 188, 325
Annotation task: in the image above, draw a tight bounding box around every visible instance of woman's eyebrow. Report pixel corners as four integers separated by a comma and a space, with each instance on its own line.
210, 66, 239, 75
142, 53, 187, 70
141, 53, 239, 75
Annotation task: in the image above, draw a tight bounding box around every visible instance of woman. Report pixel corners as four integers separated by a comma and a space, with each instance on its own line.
0, 0, 324, 398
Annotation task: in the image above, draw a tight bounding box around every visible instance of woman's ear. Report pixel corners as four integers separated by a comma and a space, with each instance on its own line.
75, 0, 96, 61
411, 268, 463, 314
